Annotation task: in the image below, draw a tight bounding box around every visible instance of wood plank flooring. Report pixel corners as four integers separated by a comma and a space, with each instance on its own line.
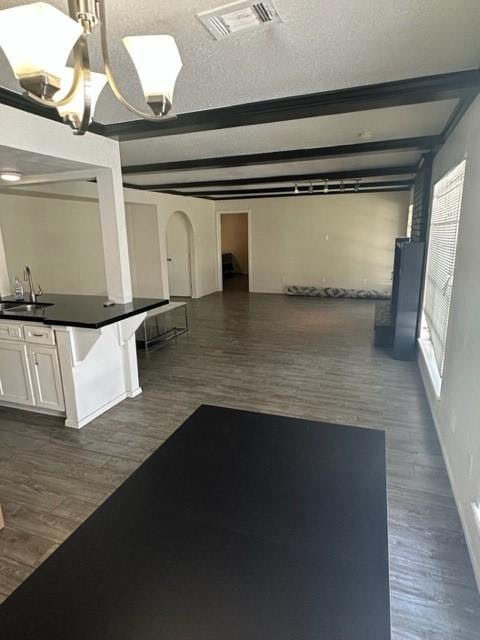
0, 291, 479, 639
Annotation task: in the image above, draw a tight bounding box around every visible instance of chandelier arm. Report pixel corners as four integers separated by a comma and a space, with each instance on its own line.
97, 0, 172, 121
73, 35, 92, 134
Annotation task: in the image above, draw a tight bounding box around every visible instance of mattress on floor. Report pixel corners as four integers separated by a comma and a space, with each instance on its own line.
286, 285, 391, 299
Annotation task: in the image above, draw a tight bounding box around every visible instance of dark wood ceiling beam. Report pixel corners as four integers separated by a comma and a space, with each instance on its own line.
123, 164, 417, 191
122, 136, 438, 175
0, 86, 63, 123
2, 71, 478, 143
179, 180, 414, 197
105, 69, 480, 141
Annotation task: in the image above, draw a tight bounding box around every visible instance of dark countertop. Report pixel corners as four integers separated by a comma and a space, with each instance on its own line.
0, 294, 169, 329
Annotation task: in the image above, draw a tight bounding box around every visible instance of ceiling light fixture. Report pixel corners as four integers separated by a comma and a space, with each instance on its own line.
323, 179, 329, 194
0, 171, 22, 182
294, 184, 299, 194
0, 1, 183, 135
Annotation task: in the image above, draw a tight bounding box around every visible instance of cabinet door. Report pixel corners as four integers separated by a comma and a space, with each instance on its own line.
0, 340, 35, 406
28, 345, 65, 412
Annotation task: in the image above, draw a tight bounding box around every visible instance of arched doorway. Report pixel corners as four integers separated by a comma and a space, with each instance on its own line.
166, 211, 193, 297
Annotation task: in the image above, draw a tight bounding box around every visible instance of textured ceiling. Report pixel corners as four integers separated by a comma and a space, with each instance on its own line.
0, 1, 478, 189
0, 0, 479, 124
0, 145, 92, 176
119, 100, 456, 165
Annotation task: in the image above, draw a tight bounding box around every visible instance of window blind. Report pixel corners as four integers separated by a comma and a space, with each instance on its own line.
423, 160, 466, 376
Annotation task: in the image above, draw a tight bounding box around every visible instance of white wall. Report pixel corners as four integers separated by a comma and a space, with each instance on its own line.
125, 203, 163, 298
418, 95, 480, 589
0, 102, 135, 303
145, 192, 218, 300
0, 191, 107, 295
0, 183, 218, 300
217, 192, 408, 293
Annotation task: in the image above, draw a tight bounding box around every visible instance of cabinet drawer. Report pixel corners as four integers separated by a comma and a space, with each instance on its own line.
23, 325, 55, 346
0, 322, 23, 341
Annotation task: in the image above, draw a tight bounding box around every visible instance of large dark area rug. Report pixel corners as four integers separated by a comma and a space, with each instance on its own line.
0, 405, 390, 639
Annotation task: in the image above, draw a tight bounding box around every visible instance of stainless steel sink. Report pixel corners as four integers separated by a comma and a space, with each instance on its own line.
3, 302, 52, 313
0, 302, 23, 310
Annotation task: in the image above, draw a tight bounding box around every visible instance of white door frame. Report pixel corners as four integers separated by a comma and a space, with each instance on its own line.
216, 210, 252, 292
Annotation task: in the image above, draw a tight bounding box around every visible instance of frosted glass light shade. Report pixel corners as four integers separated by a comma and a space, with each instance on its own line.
123, 35, 182, 114
54, 67, 107, 126
0, 2, 82, 97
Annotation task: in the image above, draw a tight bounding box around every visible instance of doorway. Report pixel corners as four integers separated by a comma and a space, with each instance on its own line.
218, 212, 250, 292
166, 211, 192, 297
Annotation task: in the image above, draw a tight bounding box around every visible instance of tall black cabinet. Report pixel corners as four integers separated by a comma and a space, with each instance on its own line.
374, 238, 425, 360
391, 239, 425, 360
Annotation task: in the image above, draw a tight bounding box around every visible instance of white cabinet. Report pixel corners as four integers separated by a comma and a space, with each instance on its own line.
0, 340, 35, 406
0, 321, 65, 414
0, 323, 23, 341
28, 345, 65, 412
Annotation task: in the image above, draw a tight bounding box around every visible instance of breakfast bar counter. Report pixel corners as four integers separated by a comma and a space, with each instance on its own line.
0, 294, 168, 429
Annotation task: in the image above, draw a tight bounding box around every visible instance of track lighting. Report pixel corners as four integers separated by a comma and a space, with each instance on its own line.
294, 184, 299, 194
324, 179, 329, 194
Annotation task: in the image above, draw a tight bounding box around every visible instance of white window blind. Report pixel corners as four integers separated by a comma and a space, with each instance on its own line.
423, 159, 466, 376
406, 203, 413, 238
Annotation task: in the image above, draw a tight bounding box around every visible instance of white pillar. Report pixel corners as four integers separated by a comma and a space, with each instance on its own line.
96, 166, 133, 303
0, 224, 11, 296
118, 315, 145, 398
96, 165, 141, 402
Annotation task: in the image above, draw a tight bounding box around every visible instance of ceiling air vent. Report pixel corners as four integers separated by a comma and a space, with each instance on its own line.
197, 1, 282, 40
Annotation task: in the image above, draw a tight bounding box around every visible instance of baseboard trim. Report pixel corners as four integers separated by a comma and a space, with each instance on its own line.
418, 346, 480, 592
127, 387, 142, 398
0, 400, 64, 419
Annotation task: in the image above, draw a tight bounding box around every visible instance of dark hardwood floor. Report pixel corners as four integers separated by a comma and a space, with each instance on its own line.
222, 273, 249, 292
0, 291, 479, 639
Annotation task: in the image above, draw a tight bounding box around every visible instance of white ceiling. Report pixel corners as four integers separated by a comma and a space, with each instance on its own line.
0, 0, 479, 124
0, 145, 93, 177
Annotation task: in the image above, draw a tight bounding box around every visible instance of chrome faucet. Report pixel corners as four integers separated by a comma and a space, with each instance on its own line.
23, 266, 42, 303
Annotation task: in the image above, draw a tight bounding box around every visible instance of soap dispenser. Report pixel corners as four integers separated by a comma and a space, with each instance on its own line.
14, 276, 24, 301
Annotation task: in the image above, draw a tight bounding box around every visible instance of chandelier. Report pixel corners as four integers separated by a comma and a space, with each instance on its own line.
0, 1, 183, 135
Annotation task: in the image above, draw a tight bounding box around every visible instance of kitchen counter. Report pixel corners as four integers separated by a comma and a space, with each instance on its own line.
0, 294, 169, 329
0, 293, 169, 428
